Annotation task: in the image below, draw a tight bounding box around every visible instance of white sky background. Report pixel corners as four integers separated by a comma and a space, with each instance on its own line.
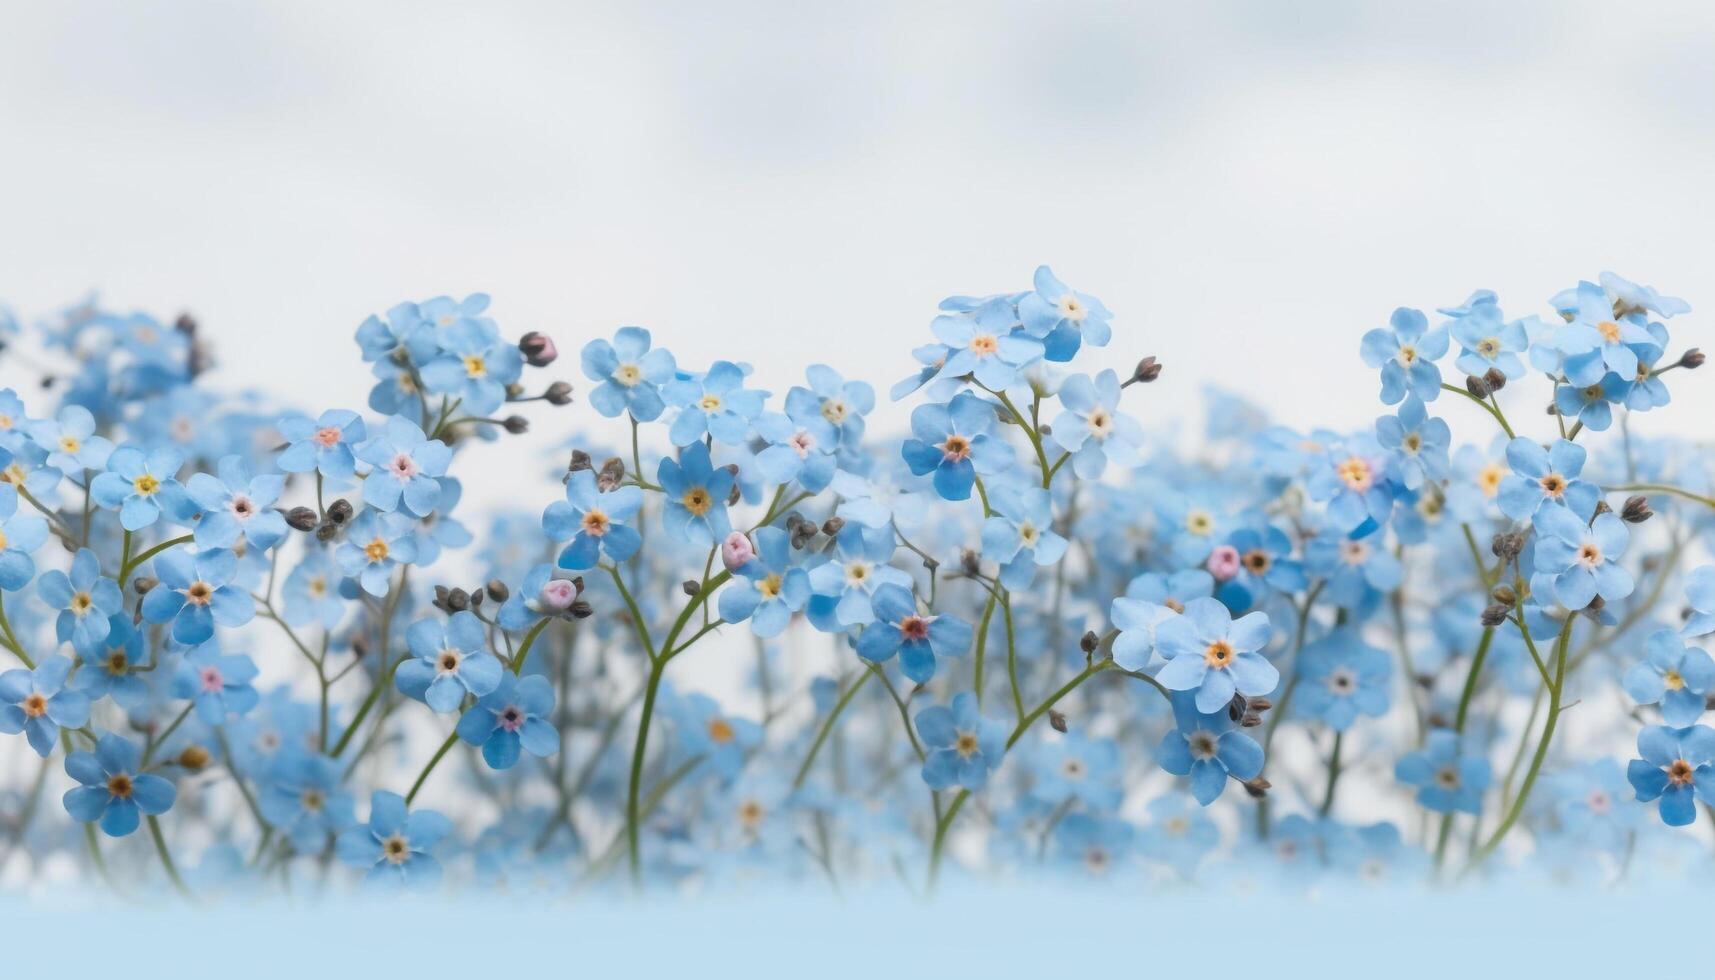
1, 0, 1714, 843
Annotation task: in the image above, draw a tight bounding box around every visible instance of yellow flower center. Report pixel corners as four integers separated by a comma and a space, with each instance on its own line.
681, 487, 712, 517
1596, 320, 1621, 344
59, 436, 81, 454
1478, 461, 1505, 497
954, 731, 980, 758
1476, 337, 1501, 356
70, 591, 93, 614
1664, 669, 1686, 691
106, 773, 134, 798
1056, 295, 1087, 322
581, 509, 610, 536
707, 718, 736, 744
1185, 510, 1213, 536
820, 399, 849, 425
1668, 759, 1696, 786
463, 354, 487, 378
133, 474, 161, 496
969, 334, 999, 355
758, 573, 782, 600
1337, 456, 1373, 491
364, 538, 390, 562
614, 363, 642, 387
1203, 640, 1235, 669
22, 692, 48, 718
185, 582, 214, 605
382, 833, 411, 864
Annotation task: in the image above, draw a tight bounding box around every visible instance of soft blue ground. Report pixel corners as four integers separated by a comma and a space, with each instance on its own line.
3, 882, 1670, 977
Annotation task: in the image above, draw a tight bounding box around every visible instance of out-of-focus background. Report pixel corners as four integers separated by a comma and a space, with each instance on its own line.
3, 0, 1713, 495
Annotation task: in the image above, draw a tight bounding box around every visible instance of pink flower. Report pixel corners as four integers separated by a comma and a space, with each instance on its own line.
1206, 544, 1241, 583
538, 578, 578, 612
721, 531, 755, 572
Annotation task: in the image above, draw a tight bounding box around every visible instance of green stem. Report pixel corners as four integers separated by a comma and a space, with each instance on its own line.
971, 592, 997, 706
120, 534, 195, 587
792, 671, 872, 789
148, 815, 192, 898
1319, 731, 1344, 817
405, 732, 459, 805
1608, 483, 1715, 509
1439, 383, 1515, 438
1469, 618, 1570, 868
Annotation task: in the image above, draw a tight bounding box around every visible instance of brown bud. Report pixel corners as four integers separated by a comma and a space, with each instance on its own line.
1621, 495, 1653, 524
1480, 603, 1510, 627
518, 331, 558, 368
1680, 348, 1704, 370
821, 517, 845, 537
327, 499, 354, 525
1491, 531, 1525, 562
1464, 374, 1490, 399
597, 457, 626, 492
1483, 367, 1507, 393
570, 599, 594, 619
315, 522, 338, 543
1490, 584, 1517, 607
1079, 630, 1100, 654
544, 381, 575, 405
132, 576, 158, 595
1247, 697, 1273, 714
960, 549, 981, 576
502, 415, 529, 435
1048, 709, 1068, 733
1132, 356, 1162, 383
1593, 499, 1612, 518
568, 450, 594, 473
681, 580, 701, 597
486, 579, 510, 604
1240, 711, 1263, 728
351, 637, 369, 659
285, 506, 318, 531
176, 745, 212, 771
1242, 777, 1271, 799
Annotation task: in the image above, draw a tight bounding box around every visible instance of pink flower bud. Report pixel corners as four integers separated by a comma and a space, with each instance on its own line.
519, 331, 558, 368
721, 531, 755, 572
1206, 545, 1241, 583
538, 578, 578, 612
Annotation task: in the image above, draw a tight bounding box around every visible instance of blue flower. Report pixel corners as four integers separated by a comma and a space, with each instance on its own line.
1053, 813, 1134, 876
1219, 524, 1306, 607
1305, 524, 1402, 610
581, 326, 677, 421
185, 455, 288, 552
172, 641, 261, 724
1685, 565, 1715, 638
1555, 281, 1656, 387
1497, 437, 1598, 523
542, 469, 643, 569
354, 300, 435, 362
0, 486, 49, 591
396, 611, 503, 712
1359, 307, 1447, 404
1627, 724, 1715, 827
1049, 370, 1143, 479
751, 410, 838, 492
718, 527, 811, 638
0, 655, 90, 756
1623, 629, 1714, 727
806, 525, 912, 629
1552, 374, 1630, 432
1158, 691, 1263, 805
72, 615, 149, 710
928, 297, 1043, 388
1294, 630, 1392, 732
1529, 506, 1633, 611
455, 672, 558, 770
664, 360, 768, 447
277, 409, 367, 480
980, 485, 1069, 589
334, 509, 419, 596
900, 392, 1014, 501
785, 364, 873, 450
355, 416, 452, 517
1017, 265, 1112, 361
282, 551, 347, 629
1305, 437, 1395, 533
90, 445, 186, 531
36, 547, 123, 654
855, 583, 973, 683
1396, 729, 1489, 814
335, 791, 453, 889
63, 733, 176, 837
1154, 597, 1276, 713
1450, 303, 1529, 380
258, 751, 356, 853
420, 319, 524, 416
915, 692, 1007, 790
1374, 396, 1449, 492
670, 692, 760, 780
141, 547, 255, 644
28, 404, 113, 473
657, 442, 734, 547
1028, 732, 1122, 810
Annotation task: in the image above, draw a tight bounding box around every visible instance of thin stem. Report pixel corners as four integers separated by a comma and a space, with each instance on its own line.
1469, 617, 1571, 867
792, 671, 873, 789
120, 534, 195, 587
1607, 483, 1715, 510
1319, 731, 1344, 817
148, 815, 192, 898
1439, 383, 1515, 438
405, 732, 460, 805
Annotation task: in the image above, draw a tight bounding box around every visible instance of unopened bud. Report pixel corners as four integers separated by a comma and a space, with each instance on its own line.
486, 579, 510, 603
1593, 500, 1612, 518
1490, 584, 1517, 607
538, 578, 578, 613
502, 415, 529, 434
1465, 375, 1490, 399
568, 450, 594, 473
1048, 709, 1068, 733
351, 637, 369, 659
132, 576, 158, 595
327, 499, 354, 525
176, 745, 212, 771
1242, 777, 1271, 799
545, 381, 575, 405
721, 531, 755, 572
1483, 367, 1507, 393
1622, 495, 1653, 524
960, 549, 981, 576
519, 331, 559, 368
1491, 531, 1525, 562
315, 522, 338, 543
1132, 356, 1162, 383
1079, 630, 1100, 654
681, 580, 701, 597
1480, 604, 1510, 627
1240, 712, 1263, 728
821, 517, 845, 537
597, 457, 625, 492
1680, 348, 1704, 370
285, 506, 318, 531
570, 599, 593, 619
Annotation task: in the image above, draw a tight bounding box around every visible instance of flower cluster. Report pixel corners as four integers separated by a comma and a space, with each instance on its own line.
0, 268, 1712, 899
